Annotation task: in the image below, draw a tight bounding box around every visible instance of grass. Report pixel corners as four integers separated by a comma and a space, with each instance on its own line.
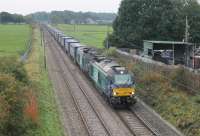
56, 24, 112, 48
0, 24, 30, 57
24, 25, 64, 136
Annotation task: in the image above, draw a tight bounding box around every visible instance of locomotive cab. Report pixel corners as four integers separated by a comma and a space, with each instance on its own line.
110, 66, 136, 105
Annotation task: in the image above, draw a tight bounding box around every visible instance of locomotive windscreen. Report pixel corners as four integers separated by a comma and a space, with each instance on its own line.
114, 74, 132, 85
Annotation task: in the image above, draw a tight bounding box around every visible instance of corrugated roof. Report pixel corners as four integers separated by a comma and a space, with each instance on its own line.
144, 40, 193, 45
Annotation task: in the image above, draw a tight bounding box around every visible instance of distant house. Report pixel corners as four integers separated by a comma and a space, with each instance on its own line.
85, 18, 97, 24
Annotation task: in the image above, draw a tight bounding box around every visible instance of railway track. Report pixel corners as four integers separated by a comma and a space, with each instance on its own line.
43, 27, 172, 136
45, 30, 113, 136
117, 107, 161, 136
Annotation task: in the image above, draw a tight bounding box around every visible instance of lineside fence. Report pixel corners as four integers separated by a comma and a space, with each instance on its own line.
20, 25, 33, 62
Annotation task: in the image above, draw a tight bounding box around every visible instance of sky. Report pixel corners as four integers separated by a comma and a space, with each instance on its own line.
0, 0, 122, 15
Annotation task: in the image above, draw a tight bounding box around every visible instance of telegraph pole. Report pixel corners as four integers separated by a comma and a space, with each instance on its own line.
106, 25, 109, 48
185, 16, 189, 42
184, 0, 189, 42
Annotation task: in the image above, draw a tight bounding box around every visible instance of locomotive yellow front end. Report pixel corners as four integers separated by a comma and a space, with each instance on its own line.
110, 73, 136, 105
112, 87, 135, 97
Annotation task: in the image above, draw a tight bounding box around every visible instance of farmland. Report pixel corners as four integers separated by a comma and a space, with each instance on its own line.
0, 24, 30, 57
56, 24, 112, 48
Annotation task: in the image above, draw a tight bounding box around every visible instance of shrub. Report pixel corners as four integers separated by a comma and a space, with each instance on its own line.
0, 58, 38, 136
104, 34, 125, 48
170, 66, 195, 94
103, 47, 117, 57
0, 57, 29, 84
24, 91, 38, 124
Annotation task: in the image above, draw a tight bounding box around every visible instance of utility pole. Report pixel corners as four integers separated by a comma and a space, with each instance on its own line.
185, 16, 190, 43
106, 25, 109, 48
74, 23, 76, 32
184, 0, 189, 42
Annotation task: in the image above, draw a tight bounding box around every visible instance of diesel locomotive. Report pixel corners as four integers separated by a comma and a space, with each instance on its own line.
45, 24, 136, 106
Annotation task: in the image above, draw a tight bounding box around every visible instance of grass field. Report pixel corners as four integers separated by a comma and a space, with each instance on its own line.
25, 25, 64, 136
56, 24, 112, 48
0, 24, 30, 57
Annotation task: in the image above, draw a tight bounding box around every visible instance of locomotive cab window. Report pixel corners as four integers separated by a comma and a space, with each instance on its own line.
114, 74, 132, 85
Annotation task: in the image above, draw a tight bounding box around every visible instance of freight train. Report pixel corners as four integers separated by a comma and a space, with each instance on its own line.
44, 25, 136, 106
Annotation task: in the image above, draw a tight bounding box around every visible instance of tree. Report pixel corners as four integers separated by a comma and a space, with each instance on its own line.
111, 0, 200, 48
184, 0, 200, 43
0, 12, 25, 24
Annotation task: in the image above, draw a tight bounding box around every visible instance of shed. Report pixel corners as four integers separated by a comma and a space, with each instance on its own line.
143, 40, 195, 67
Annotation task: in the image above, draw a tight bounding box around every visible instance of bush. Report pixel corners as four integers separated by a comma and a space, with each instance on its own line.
0, 57, 29, 84
170, 66, 195, 94
103, 47, 118, 57
0, 58, 38, 136
104, 34, 125, 48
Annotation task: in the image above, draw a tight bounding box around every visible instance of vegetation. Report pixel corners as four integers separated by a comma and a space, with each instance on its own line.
0, 24, 30, 57
24, 25, 64, 136
56, 24, 112, 48
103, 47, 118, 57
0, 23, 63, 136
28, 11, 116, 24
0, 12, 25, 24
110, 0, 200, 48
0, 57, 38, 136
115, 54, 200, 136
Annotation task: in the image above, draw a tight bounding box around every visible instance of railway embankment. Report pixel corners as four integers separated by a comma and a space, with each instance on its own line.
105, 48, 200, 136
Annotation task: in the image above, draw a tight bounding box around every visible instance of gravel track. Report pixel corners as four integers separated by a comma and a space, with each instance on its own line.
117, 109, 158, 136
130, 100, 184, 136
44, 31, 89, 136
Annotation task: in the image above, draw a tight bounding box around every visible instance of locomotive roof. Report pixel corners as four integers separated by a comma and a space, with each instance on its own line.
94, 59, 128, 76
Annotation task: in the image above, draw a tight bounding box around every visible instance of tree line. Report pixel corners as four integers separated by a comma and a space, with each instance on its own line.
0, 11, 116, 25
108, 0, 200, 48
0, 12, 25, 24
27, 11, 116, 24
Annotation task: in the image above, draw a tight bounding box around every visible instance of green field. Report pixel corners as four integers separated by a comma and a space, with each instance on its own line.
0, 24, 30, 57
56, 24, 112, 48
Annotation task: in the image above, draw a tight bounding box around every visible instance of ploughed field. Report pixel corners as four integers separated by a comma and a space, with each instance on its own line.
56, 24, 112, 48
0, 24, 30, 57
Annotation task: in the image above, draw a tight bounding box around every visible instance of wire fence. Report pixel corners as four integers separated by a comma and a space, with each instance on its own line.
20, 26, 33, 62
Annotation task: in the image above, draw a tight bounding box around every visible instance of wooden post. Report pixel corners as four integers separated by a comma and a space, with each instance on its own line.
173, 44, 175, 65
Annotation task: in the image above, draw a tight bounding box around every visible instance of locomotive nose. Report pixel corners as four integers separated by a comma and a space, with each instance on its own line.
112, 88, 135, 97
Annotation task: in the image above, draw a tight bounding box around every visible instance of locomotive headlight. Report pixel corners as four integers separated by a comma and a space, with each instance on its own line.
113, 92, 117, 96
131, 88, 135, 95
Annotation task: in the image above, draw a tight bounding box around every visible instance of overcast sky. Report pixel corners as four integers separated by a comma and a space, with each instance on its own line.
0, 0, 122, 15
